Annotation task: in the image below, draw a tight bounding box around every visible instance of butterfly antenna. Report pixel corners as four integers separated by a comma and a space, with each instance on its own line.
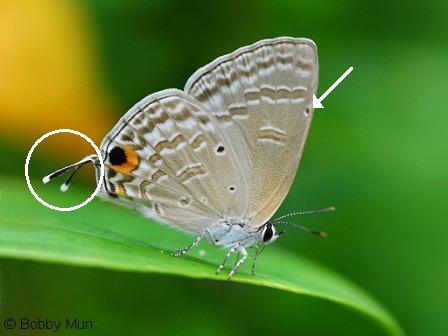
274, 221, 327, 237
42, 155, 98, 192
274, 206, 335, 221
273, 206, 334, 238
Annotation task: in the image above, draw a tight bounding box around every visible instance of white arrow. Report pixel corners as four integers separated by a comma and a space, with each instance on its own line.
313, 67, 353, 108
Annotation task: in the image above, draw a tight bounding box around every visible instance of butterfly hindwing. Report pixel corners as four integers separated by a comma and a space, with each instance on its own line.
99, 89, 250, 234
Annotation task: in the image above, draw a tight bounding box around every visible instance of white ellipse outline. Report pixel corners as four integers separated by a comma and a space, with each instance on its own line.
25, 129, 105, 211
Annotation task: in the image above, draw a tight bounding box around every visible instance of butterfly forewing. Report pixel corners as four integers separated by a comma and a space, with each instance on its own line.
185, 37, 318, 225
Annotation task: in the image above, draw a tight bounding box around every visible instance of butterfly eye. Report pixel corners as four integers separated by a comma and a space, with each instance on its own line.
262, 223, 274, 243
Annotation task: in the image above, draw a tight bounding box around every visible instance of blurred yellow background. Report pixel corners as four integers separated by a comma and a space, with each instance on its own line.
0, 0, 114, 160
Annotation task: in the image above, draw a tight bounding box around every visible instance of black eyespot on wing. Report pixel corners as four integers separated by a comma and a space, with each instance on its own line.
304, 107, 310, 117
216, 145, 225, 153
109, 146, 127, 165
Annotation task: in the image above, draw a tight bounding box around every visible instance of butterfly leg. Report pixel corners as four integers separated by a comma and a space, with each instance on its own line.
171, 235, 202, 257
251, 245, 259, 276
228, 246, 248, 279
215, 245, 237, 276
216, 244, 248, 279
233, 251, 241, 270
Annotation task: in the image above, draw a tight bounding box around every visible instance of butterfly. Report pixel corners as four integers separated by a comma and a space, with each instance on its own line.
44, 37, 332, 279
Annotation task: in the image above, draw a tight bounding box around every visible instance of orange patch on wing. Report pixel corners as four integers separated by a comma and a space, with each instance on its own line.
116, 184, 126, 196
108, 146, 139, 174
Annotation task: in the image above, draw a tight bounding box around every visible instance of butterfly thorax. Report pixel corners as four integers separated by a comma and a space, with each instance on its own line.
206, 220, 282, 249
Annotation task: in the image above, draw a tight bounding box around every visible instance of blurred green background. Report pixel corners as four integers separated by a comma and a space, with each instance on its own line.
1, 0, 447, 335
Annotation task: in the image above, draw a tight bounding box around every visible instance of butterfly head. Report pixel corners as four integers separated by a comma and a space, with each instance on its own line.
260, 222, 285, 245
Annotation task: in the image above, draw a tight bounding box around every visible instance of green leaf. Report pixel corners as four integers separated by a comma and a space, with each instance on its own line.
1, 177, 404, 335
